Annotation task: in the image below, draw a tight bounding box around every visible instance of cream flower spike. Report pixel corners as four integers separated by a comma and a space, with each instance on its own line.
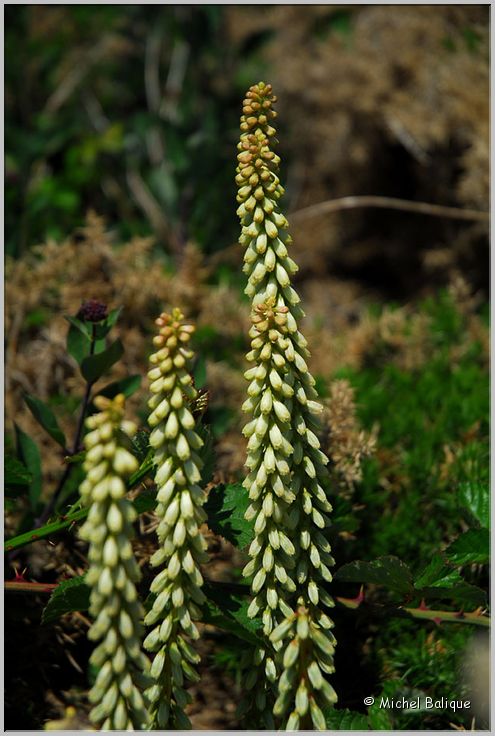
143, 309, 208, 729
236, 82, 337, 730
79, 394, 150, 731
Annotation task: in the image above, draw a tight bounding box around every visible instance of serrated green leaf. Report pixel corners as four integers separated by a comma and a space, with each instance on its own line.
42, 576, 90, 624
202, 581, 261, 645
24, 393, 66, 448
15, 423, 43, 510
419, 583, 486, 607
5, 456, 32, 485
204, 482, 253, 549
414, 554, 462, 589
445, 528, 489, 566
414, 554, 487, 606
81, 338, 124, 383
96, 374, 142, 400
5, 456, 32, 496
367, 699, 394, 729
335, 556, 414, 596
132, 487, 157, 515
324, 708, 369, 730
459, 481, 489, 529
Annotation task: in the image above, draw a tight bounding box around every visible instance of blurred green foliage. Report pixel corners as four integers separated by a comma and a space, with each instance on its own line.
331, 291, 488, 730
338, 292, 488, 564
5, 6, 267, 258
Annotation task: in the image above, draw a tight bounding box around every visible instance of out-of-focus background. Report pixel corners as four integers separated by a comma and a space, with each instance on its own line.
5, 5, 489, 731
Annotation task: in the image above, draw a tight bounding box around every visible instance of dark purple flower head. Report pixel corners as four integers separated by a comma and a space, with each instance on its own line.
77, 299, 108, 323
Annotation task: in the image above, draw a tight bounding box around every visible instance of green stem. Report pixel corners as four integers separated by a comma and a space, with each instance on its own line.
336, 595, 490, 627
35, 324, 98, 528
5, 581, 57, 594
5, 459, 156, 553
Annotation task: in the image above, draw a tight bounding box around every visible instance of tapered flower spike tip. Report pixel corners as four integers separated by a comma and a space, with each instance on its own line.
236, 84, 337, 730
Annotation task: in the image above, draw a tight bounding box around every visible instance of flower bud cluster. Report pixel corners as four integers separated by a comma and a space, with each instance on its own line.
79, 394, 150, 731
144, 309, 208, 729
236, 83, 337, 730
270, 601, 338, 729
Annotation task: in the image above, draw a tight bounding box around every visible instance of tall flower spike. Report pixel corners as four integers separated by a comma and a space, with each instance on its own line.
237, 82, 337, 730
144, 309, 208, 729
79, 394, 150, 731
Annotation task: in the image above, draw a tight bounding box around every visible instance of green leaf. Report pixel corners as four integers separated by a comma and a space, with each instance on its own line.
6, 456, 32, 485
324, 708, 369, 730
65, 315, 92, 338
96, 374, 142, 400
414, 554, 463, 589
445, 528, 489, 566
81, 338, 124, 383
5, 456, 32, 496
65, 316, 92, 365
105, 306, 122, 328
203, 581, 261, 645
335, 556, 414, 597
42, 576, 90, 624
367, 699, 393, 729
93, 307, 123, 340
24, 393, 66, 448
204, 482, 253, 549
459, 481, 489, 529
15, 424, 43, 510
132, 487, 157, 515
414, 554, 487, 606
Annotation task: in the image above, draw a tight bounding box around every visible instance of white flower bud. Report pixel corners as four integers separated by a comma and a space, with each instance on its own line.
279, 533, 295, 556
242, 560, 258, 578
263, 546, 274, 571
173, 519, 186, 547
176, 433, 190, 460
103, 537, 119, 568
270, 615, 295, 644
273, 400, 291, 423
276, 263, 290, 287
164, 411, 179, 439
252, 568, 266, 593
172, 586, 184, 608
308, 581, 319, 605
260, 389, 273, 414
264, 446, 276, 472
267, 586, 278, 608
273, 565, 288, 590
295, 680, 309, 716
264, 247, 276, 271
265, 219, 278, 239
265, 656, 277, 681
255, 413, 269, 437
269, 423, 283, 449
157, 477, 175, 505
247, 596, 261, 619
